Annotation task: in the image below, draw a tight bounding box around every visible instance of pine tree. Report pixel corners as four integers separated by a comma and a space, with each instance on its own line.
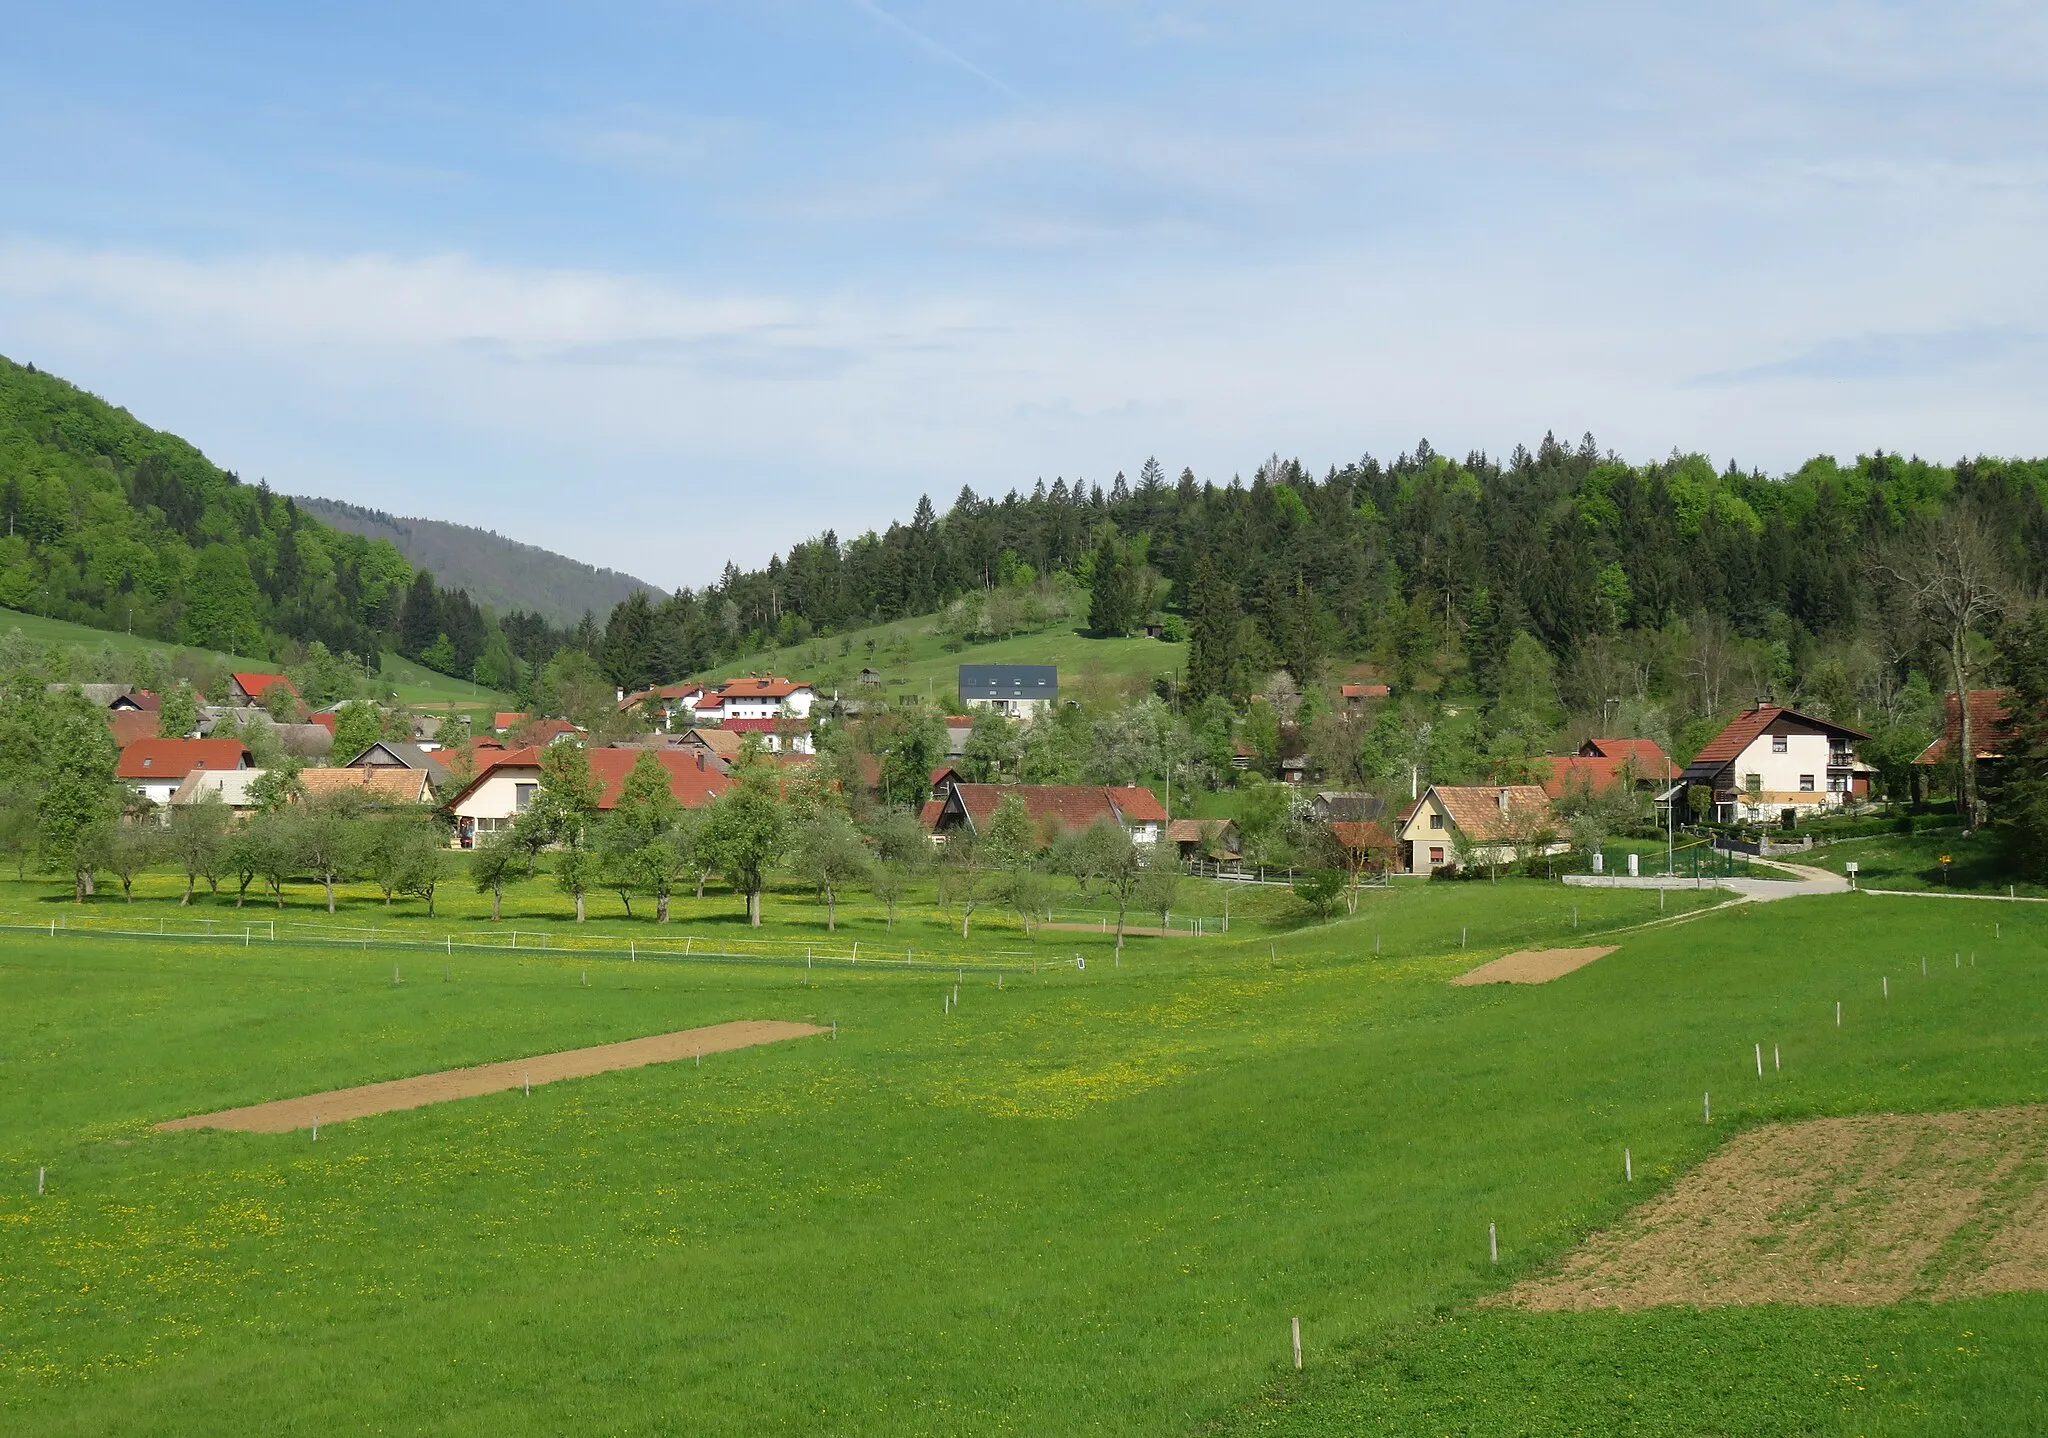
1088, 529, 1135, 637
1184, 556, 1244, 703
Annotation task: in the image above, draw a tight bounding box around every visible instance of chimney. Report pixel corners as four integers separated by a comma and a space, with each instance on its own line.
616, 687, 624, 703
1498, 788, 1510, 811
695, 751, 704, 771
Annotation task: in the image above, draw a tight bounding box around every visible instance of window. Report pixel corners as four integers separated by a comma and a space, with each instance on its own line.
1828, 775, 1847, 793
1428, 812, 1444, 830
1799, 774, 1815, 792
514, 782, 537, 813
1743, 773, 1761, 793
1771, 735, 1788, 753
1429, 846, 1445, 865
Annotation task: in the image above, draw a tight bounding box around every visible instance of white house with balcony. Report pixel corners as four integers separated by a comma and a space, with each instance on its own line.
1673, 703, 1872, 825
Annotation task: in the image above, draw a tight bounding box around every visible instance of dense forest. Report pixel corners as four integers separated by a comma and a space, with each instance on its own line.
0, 356, 563, 687
592, 439, 2048, 778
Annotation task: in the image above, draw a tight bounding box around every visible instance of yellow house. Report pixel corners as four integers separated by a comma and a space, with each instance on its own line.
1397, 784, 1563, 873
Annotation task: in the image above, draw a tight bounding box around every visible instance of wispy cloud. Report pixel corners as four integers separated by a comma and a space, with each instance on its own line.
1694, 326, 2048, 385
849, 0, 1019, 99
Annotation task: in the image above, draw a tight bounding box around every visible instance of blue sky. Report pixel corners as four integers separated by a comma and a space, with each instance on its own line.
2, 2, 2044, 589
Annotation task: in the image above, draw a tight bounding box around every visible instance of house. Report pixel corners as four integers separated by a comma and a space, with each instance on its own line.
1167, 818, 1240, 862
299, 766, 436, 806
618, 681, 707, 731
1674, 703, 1872, 824
1914, 690, 2018, 768
445, 746, 731, 848
493, 711, 530, 735
1396, 784, 1562, 873
109, 709, 160, 749
118, 738, 254, 806
675, 726, 748, 772
510, 717, 585, 747
1340, 683, 1390, 710
47, 683, 158, 711
227, 671, 297, 706
929, 765, 965, 802
858, 667, 882, 686
932, 783, 1168, 845
943, 715, 974, 759
695, 676, 816, 722
342, 739, 452, 790
1328, 820, 1396, 869
1537, 739, 1672, 802
958, 664, 1057, 719
720, 716, 815, 755
167, 767, 269, 818
1311, 791, 1386, 823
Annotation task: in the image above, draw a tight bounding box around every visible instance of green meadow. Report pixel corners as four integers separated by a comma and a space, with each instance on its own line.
2, 877, 2045, 1435
0, 605, 510, 716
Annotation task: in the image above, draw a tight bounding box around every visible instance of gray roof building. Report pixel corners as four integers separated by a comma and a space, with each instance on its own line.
958, 664, 1057, 708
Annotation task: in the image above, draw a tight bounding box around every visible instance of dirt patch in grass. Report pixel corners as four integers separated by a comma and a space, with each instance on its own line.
1498, 1106, 2048, 1310
156, 1020, 827, 1134
1451, 945, 1617, 986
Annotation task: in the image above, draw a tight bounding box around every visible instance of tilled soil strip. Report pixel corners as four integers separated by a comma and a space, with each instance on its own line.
157, 1019, 826, 1134
1451, 945, 1617, 986
1496, 1105, 2048, 1310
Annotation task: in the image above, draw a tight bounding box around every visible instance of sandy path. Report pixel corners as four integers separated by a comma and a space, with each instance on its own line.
1451, 945, 1616, 985
157, 1019, 826, 1134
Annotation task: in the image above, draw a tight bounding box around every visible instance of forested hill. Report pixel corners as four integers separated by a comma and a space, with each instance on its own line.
593, 438, 2048, 725
298, 497, 658, 630
0, 355, 565, 686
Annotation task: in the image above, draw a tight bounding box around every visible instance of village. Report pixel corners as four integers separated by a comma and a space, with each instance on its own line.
59, 648, 2005, 923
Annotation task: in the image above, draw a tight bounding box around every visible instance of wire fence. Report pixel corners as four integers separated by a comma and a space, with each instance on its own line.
0, 913, 1076, 974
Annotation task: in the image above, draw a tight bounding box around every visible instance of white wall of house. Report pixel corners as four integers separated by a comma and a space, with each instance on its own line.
963, 696, 1051, 720
712, 689, 815, 721
451, 767, 542, 839
1726, 730, 1841, 817
133, 779, 182, 806
1397, 791, 1456, 871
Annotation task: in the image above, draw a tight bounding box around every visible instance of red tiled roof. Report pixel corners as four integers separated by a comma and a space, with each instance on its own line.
230, 671, 296, 700
493, 711, 530, 730
1682, 705, 1869, 780
1423, 785, 1555, 843
1328, 819, 1395, 854
1340, 683, 1390, 700
450, 746, 731, 812
516, 718, 584, 744
108, 709, 159, 748
1536, 755, 1632, 800
917, 799, 945, 830
1578, 737, 1672, 773
707, 676, 811, 700
945, 783, 1167, 835
122, 689, 161, 711
117, 737, 252, 780
722, 716, 807, 733
1916, 689, 2017, 765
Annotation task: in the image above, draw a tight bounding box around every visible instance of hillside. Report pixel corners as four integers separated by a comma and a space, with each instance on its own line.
298, 497, 660, 630
0, 604, 511, 717
0, 354, 566, 688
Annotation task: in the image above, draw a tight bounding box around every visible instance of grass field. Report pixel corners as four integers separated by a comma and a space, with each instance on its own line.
701, 613, 1186, 707
0, 606, 512, 716
2, 877, 2045, 1434
1806, 827, 2048, 900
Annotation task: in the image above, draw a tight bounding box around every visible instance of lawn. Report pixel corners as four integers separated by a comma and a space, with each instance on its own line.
700, 614, 1186, 708
1805, 826, 2047, 900
2, 883, 2044, 1435
0, 606, 512, 717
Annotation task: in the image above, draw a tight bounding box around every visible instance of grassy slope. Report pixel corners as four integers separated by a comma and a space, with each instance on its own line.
1, 888, 2044, 1435
1805, 827, 2048, 899
700, 613, 1187, 708
0, 605, 511, 716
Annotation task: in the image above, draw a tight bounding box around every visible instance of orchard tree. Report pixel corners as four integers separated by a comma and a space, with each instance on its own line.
37, 697, 120, 901
791, 806, 869, 931
698, 772, 788, 926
